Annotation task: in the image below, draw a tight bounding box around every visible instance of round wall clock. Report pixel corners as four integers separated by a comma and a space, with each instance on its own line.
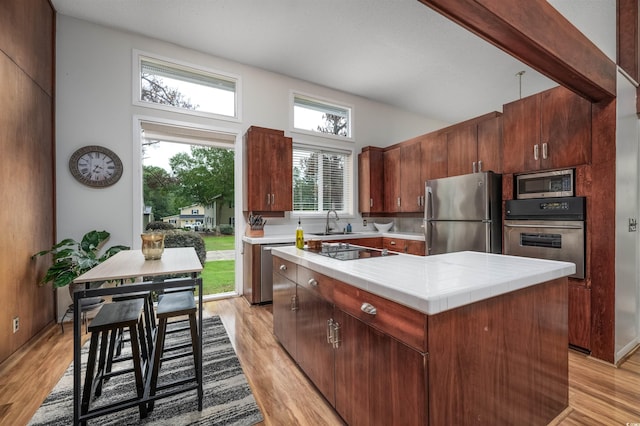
69, 145, 123, 187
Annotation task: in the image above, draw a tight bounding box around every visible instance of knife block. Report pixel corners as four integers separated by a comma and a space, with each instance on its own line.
245, 228, 264, 237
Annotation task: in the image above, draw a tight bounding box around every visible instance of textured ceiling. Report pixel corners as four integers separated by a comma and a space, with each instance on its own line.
50, 0, 615, 124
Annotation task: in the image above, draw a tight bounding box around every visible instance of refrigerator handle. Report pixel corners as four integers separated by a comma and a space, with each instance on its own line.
425, 186, 433, 255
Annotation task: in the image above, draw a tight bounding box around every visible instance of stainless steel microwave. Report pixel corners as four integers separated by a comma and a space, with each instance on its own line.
516, 169, 574, 199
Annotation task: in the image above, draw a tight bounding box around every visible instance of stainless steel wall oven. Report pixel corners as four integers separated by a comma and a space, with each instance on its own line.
504, 196, 585, 279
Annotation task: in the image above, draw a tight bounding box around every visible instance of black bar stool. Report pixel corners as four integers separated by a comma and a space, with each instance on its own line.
106, 290, 156, 376
147, 290, 199, 411
81, 299, 148, 421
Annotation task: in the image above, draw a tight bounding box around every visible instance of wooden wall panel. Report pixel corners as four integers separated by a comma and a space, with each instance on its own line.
0, 0, 55, 364
617, 0, 639, 83
0, 0, 54, 95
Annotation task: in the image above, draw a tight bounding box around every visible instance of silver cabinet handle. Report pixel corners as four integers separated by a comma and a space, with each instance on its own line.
361, 302, 377, 316
327, 319, 334, 344
279, 264, 287, 271
397, 197, 401, 207
308, 278, 318, 287
389, 241, 396, 245
271, 194, 275, 205
417, 196, 421, 206
478, 160, 482, 172
370, 198, 373, 208
472, 161, 477, 173
534, 144, 539, 160
542, 143, 548, 159
332, 321, 341, 349
266, 193, 271, 205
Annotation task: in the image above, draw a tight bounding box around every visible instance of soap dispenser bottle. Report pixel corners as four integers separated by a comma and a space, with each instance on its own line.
296, 218, 304, 249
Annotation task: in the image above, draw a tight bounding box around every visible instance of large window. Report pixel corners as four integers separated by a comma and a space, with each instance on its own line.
293, 146, 353, 215
136, 53, 238, 119
293, 93, 352, 138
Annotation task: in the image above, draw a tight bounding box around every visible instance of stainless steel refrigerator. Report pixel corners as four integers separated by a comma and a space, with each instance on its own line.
424, 172, 502, 255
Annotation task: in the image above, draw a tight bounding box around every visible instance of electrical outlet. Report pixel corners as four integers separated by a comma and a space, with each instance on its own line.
12, 317, 19, 333
363, 219, 367, 227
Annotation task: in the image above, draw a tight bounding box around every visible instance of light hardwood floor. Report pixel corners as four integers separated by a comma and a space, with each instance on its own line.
1, 296, 639, 425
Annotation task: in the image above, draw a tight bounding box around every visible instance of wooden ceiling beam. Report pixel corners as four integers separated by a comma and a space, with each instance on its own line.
417, 0, 616, 102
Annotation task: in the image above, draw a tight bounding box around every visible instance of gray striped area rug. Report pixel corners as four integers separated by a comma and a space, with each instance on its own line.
29, 316, 263, 425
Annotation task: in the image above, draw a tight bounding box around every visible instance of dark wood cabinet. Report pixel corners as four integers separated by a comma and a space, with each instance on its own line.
382, 237, 426, 256
296, 284, 335, 404
358, 147, 385, 214
333, 309, 428, 426
241, 242, 262, 304
420, 132, 448, 182
400, 141, 424, 212
272, 257, 297, 358
447, 113, 503, 177
383, 147, 401, 212
383, 143, 424, 213
245, 126, 293, 213
568, 282, 591, 350
503, 86, 591, 173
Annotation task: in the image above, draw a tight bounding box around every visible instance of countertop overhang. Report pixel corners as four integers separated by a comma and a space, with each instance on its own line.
271, 247, 575, 315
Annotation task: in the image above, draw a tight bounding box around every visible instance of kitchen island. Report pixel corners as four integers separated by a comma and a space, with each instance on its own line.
271, 247, 575, 425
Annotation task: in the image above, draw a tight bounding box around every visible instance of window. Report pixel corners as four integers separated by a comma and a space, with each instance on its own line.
137, 53, 238, 118
293, 93, 352, 138
191, 209, 199, 214
293, 146, 353, 215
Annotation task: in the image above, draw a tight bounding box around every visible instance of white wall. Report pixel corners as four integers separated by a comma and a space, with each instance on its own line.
615, 68, 640, 363
55, 15, 446, 317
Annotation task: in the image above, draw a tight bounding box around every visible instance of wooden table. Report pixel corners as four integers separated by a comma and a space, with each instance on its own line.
71, 247, 204, 425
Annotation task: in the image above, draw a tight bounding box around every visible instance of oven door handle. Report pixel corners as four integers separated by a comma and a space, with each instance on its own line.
504, 223, 583, 230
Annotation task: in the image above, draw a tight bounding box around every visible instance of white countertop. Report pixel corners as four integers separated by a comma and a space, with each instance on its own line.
271, 247, 575, 315
242, 231, 424, 244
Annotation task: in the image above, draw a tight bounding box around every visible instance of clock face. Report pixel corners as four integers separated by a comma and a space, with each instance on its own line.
69, 146, 123, 187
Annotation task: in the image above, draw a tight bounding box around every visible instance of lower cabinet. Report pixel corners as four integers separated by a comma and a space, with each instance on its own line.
333, 309, 427, 426
383, 237, 426, 256
273, 256, 428, 425
272, 258, 297, 358
296, 284, 335, 404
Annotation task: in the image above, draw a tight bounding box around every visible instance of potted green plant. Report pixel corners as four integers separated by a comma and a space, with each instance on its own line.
33, 230, 129, 298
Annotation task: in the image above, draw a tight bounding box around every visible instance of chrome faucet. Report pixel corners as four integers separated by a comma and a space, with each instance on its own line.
325, 209, 340, 234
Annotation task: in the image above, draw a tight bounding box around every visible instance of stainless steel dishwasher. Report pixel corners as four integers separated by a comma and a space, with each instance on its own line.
260, 243, 294, 303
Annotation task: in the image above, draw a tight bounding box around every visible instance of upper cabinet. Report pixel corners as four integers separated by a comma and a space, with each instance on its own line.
420, 132, 448, 182
245, 126, 293, 213
383, 142, 424, 213
503, 86, 591, 173
358, 147, 385, 214
447, 112, 503, 177
383, 147, 401, 212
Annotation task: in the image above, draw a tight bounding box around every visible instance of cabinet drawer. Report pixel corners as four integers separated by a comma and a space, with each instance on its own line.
273, 256, 297, 282
333, 281, 427, 352
382, 237, 403, 252
297, 266, 335, 302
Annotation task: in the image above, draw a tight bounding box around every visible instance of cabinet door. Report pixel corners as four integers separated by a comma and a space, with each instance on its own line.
477, 115, 503, 173
270, 135, 293, 211
273, 270, 297, 358
446, 124, 477, 176
383, 147, 401, 212
540, 87, 591, 170
405, 240, 426, 256
246, 127, 273, 211
400, 141, 423, 212
296, 285, 335, 404
502, 94, 541, 173
421, 133, 448, 181
358, 147, 384, 213
334, 309, 428, 426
